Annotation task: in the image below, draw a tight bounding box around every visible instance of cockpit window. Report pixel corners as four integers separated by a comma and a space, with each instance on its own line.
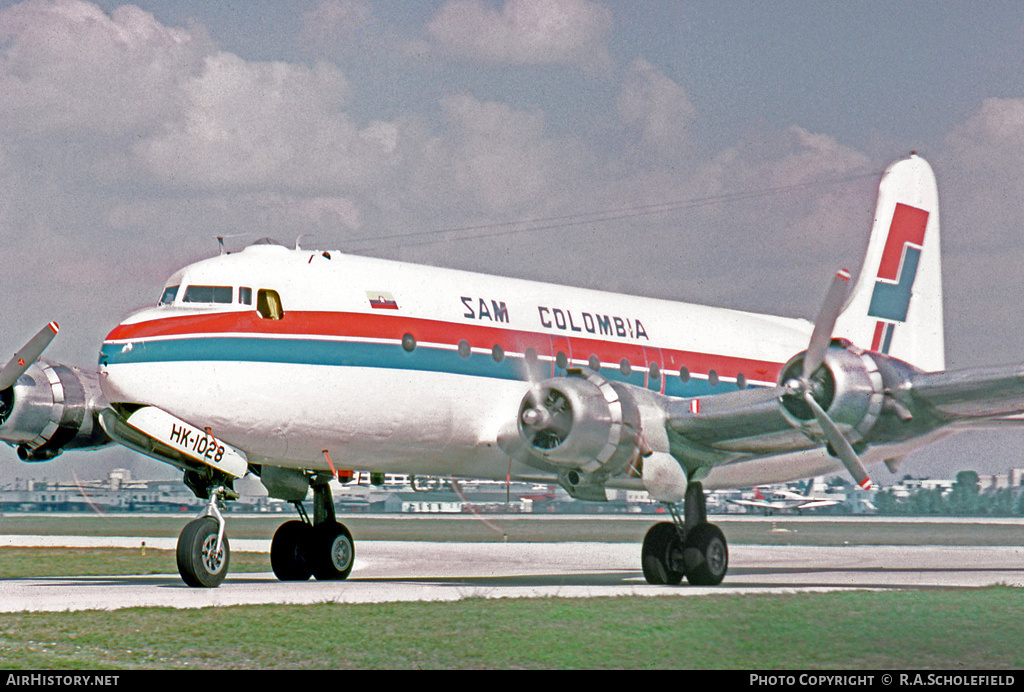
257, 289, 284, 320
182, 285, 233, 304
159, 285, 180, 306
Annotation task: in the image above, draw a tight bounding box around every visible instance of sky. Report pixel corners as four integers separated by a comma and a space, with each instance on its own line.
3, 0, 1024, 485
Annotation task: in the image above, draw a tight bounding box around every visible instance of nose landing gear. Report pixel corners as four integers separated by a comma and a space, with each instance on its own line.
176, 486, 233, 588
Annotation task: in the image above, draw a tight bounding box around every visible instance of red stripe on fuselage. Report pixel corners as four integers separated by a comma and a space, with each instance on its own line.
105, 310, 784, 384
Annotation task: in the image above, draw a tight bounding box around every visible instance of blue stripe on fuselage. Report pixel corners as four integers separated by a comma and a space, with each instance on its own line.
100, 335, 746, 398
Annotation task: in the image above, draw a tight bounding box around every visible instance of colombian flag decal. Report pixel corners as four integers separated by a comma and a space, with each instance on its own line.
367, 291, 399, 310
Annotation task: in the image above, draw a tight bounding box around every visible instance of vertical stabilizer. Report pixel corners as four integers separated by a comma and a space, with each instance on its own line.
834, 154, 944, 371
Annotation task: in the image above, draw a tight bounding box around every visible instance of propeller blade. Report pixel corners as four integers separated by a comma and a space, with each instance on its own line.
803, 269, 852, 380
0, 322, 59, 390
802, 390, 873, 490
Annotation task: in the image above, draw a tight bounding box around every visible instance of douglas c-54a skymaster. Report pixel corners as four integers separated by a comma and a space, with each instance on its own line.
4, 154, 1024, 588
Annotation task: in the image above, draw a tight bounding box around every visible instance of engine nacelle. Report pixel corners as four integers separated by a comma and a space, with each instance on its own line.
505, 368, 643, 477
0, 361, 112, 461
778, 342, 887, 447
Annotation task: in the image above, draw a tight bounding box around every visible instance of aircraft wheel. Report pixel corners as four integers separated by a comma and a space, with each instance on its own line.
176, 516, 230, 588
312, 521, 355, 581
271, 520, 314, 581
682, 522, 728, 586
641, 522, 685, 585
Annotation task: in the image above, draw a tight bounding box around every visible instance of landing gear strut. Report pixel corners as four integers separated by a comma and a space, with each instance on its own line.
270, 476, 354, 582
641, 481, 729, 586
176, 486, 232, 588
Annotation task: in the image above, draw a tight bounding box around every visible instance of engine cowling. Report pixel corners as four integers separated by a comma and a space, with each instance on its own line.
778, 342, 886, 448
0, 361, 111, 461
504, 368, 643, 478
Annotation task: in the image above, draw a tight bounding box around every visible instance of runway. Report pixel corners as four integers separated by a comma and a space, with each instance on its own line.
2, 540, 1023, 612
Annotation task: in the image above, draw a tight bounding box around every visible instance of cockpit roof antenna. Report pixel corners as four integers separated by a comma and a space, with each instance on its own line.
213, 234, 249, 255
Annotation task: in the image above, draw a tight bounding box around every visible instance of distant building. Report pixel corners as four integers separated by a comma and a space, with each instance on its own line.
5, 468, 1023, 515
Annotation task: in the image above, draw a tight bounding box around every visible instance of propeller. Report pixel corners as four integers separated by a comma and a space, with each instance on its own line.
0, 322, 59, 391
803, 269, 851, 381
782, 270, 874, 490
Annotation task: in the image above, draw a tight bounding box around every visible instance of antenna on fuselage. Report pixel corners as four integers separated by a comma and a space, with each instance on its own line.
213, 234, 249, 255
295, 234, 314, 251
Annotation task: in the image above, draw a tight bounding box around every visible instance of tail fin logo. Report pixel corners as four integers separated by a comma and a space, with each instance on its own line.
867, 203, 929, 353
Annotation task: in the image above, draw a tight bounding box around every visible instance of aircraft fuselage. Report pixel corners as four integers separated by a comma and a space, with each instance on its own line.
99, 243, 817, 484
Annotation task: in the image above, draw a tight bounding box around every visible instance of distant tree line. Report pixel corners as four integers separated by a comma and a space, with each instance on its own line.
873, 471, 1024, 516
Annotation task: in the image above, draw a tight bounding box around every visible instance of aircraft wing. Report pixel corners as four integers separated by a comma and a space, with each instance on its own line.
728, 498, 793, 510
909, 364, 1024, 421
727, 499, 778, 509
728, 497, 837, 510
792, 499, 839, 509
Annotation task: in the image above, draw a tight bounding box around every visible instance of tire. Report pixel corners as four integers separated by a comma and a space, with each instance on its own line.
176, 516, 230, 588
312, 521, 355, 581
270, 520, 315, 581
682, 522, 729, 586
641, 522, 685, 585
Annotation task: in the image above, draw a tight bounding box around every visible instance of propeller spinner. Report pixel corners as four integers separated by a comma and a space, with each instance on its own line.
520, 386, 574, 450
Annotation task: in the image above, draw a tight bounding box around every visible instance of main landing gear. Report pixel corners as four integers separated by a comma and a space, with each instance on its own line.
270, 478, 354, 582
641, 481, 729, 586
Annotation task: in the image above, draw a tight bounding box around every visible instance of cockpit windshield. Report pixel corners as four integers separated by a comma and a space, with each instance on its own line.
158, 285, 179, 306
182, 285, 233, 304
157, 283, 267, 309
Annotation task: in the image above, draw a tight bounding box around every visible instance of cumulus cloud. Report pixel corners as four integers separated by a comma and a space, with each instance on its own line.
0, 0, 602, 263
946, 97, 1024, 170
724, 128, 872, 255
137, 53, 377, 191
0, 0, 406, 199
617, 59, 697, 159
943, 97, 1024, 245
426, 0, 614, 73
0, 0, 210, 139
428, 95, 564, 211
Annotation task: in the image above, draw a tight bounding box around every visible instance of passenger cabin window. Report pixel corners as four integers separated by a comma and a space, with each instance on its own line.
257, 289, 284, 320
158, 285, 179, 306
239, 287, 253, 306
182, 285, 233, 304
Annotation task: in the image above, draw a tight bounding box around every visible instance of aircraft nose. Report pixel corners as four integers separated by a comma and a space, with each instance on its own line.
99, 320, 132, 368
98, 315, 144, 405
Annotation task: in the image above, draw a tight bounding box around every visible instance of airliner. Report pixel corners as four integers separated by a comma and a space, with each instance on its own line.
3, 154, 1024, 588
729, 485, 840, 514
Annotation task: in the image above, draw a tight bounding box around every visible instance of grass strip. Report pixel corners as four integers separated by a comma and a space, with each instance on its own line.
0, 547, 269, 579
4, 515, 1024, 545
0, 589, 1022, 669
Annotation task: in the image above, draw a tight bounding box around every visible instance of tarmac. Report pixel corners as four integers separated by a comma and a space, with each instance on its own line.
1, 539, 1022, 612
